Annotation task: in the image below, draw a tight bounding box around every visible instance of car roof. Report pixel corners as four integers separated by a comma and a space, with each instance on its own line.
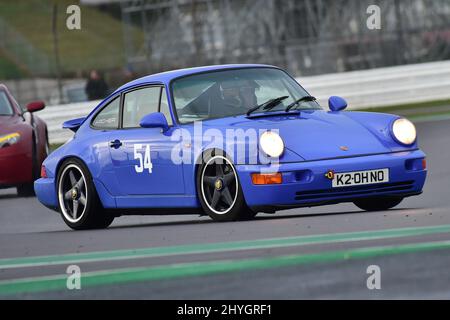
114, 64, 276, 93
86, 64, 278, 120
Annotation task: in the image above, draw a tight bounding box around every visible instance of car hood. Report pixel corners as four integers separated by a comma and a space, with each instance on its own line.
202, 110, 392, 161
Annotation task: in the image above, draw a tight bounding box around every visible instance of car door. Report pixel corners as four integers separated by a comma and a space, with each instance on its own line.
108, 85, 185, 196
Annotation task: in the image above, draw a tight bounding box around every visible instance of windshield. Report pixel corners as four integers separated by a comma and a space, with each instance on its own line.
0, 91, 13, 116
172, 68, 321, 123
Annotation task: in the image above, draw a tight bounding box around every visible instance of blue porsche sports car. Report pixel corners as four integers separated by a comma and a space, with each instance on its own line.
35, 64, 427, 229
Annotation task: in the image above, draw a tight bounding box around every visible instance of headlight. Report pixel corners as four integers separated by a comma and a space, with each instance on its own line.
0, 132, 21, 148
392, 118, 416, 145
259, 131, 284, 157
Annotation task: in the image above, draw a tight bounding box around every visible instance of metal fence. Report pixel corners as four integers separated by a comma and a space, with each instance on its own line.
120, 0, 450, 77
0, 17, 52, 76
2, 0, 450, 104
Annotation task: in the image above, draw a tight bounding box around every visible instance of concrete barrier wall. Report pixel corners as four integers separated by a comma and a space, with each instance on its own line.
36, 100, 101, 144
301, 60, 450, 109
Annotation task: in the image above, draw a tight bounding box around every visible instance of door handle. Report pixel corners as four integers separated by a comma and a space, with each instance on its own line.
109, 139, 122, 149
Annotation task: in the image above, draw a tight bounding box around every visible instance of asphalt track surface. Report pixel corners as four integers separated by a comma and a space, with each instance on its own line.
1, 118, 450, 299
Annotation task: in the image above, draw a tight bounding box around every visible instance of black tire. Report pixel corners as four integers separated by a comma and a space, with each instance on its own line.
239, 209, 258, 220
196, 150, 254, 222
353, 197, 403, 212
43, 129, 49, 160
17, 184, 35, 197
57, 158, 114, 230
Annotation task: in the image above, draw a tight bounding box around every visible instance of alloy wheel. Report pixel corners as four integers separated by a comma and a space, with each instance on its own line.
58, 164, 88, 223
200, 155, 238, 215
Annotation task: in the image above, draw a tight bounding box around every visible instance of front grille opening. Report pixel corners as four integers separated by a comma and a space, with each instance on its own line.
295, 181, 414, 201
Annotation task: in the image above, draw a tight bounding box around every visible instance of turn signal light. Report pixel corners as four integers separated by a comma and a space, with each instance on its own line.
422, 159, 427, 170
40, 165, 47, 178
251, 173, 282, 185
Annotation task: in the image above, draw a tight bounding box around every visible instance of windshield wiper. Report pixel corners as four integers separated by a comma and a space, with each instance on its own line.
246, 96, 289, 116
285, 96, 317, 112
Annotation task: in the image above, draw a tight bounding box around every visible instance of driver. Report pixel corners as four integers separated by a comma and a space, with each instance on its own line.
219, 80, 258, 111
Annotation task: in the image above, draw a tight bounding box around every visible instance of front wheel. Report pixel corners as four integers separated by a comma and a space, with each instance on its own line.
353, 197, 403, 212
197, 151, 254, 222
57, 158, 114, 230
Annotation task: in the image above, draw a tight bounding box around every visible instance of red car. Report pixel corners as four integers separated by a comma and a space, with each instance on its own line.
0, 84, 48, 196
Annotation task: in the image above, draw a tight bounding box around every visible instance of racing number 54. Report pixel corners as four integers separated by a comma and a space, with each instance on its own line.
134, 144, 153, 173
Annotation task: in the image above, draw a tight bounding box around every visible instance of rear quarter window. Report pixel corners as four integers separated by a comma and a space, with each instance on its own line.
91, 97, 120, 129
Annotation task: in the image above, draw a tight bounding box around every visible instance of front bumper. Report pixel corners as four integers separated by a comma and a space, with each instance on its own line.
236, 150, 427, 211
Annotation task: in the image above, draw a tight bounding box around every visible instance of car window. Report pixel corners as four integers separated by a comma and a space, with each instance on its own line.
92, 97, 120, 129
0, 91, 13, 116
123, 87, 161, 128
160, 88, 173, 126
172, 68, 321, 123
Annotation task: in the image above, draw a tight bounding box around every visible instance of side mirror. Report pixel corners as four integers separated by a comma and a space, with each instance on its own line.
328, 96, 347, 112
140, 112, 169, 132
26, 101, 45, 113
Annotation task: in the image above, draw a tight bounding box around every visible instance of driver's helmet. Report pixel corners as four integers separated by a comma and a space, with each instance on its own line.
219, 79, 258, 108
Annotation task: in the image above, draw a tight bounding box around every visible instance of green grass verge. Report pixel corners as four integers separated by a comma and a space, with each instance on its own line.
49, 143, 63, 153
0, 51, 26, 79
0, 0, 144, 75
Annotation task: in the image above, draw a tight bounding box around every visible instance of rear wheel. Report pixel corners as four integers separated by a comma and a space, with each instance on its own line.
354, 197, 403, 212
197, 151, 255, 222
57, 158, 114, 230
